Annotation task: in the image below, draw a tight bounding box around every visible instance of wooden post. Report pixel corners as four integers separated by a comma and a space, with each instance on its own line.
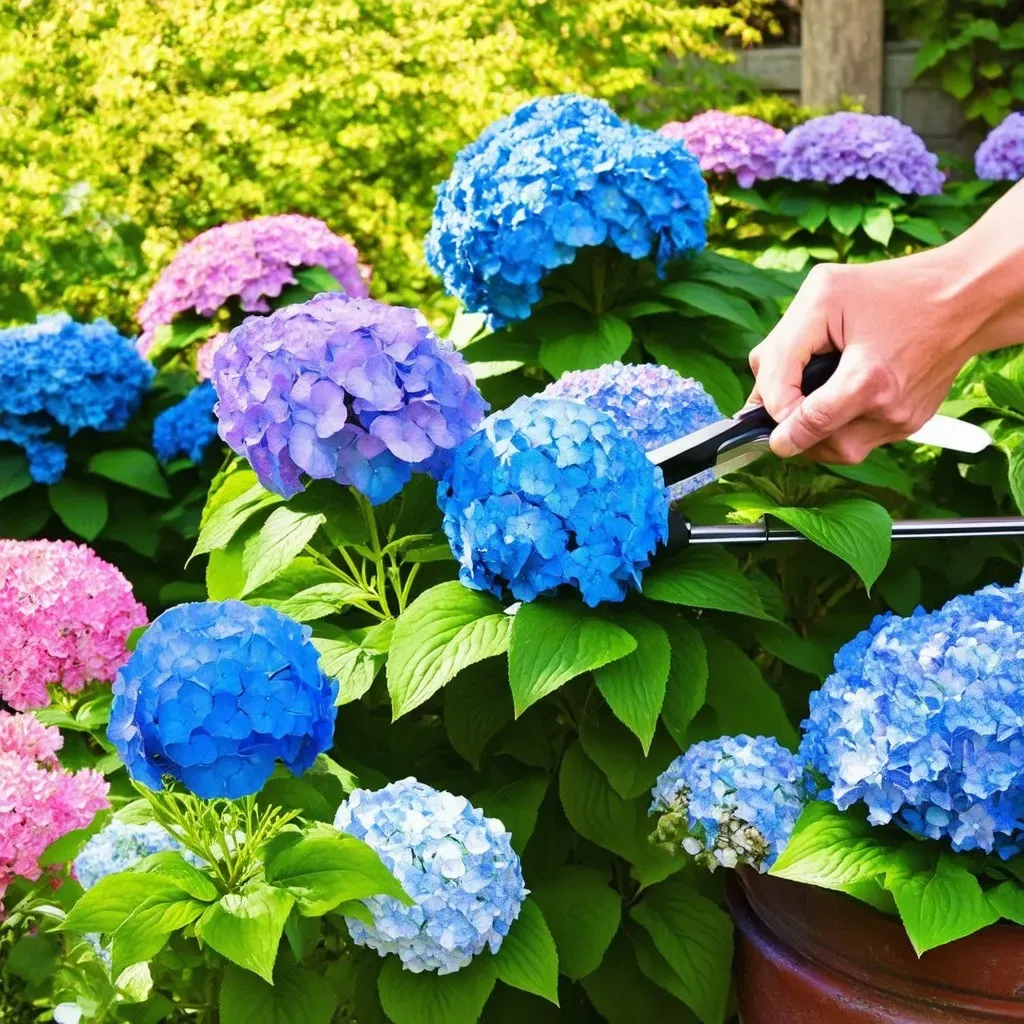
801, 0, 884, 113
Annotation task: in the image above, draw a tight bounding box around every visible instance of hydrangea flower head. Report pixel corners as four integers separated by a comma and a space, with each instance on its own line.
195, 332, 230, 381
75, 819, 201, 891
213, 294, 487, 503
0, 712, 109, 912
0, 314, 154, 484
801, 579, 1024, 857
649, 735, 807, 872
335, 778, 526, 974
107, 601, 338, 800
0, 540, 148, 710
137, 215, 371, 354
659, 111, 784, 188
776, 113, 945, 195
152, 383, 219, 464
975, 112, 1024, 181
438, 396, 669, 607
426, 94, 709, 322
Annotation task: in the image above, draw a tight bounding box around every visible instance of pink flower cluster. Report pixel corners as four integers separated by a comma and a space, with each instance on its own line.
195, 331, 230, 382
660, 111, 784, 188
0, 711, 109, 913
0, 540, 148, 710
136, 214, 372, 354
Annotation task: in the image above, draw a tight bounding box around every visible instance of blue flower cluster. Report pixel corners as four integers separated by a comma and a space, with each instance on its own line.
801, 579, 1024, 857
425, 94, 709, 322
108, 601, 338, 800
438, 396, 669, 607
0, 314, 154, 484
152, 382, 219, 464
650, 735, 807, 872
335, 778, 526, 974
541, 361, 723, 501
75, 819, 201, 891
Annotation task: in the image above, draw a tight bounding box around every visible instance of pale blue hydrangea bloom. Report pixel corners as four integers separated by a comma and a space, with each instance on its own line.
334, 778, 527, 974
801, 578, 1024, 858
650, 735, 807, 872
74, 819, 199, 891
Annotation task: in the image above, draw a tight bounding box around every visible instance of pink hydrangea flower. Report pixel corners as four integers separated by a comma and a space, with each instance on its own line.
137, 214, 372, 354
0, 711, 109, 913
195, 331, 230, 381
0, 540, 148, 710
660, 111, 784, 188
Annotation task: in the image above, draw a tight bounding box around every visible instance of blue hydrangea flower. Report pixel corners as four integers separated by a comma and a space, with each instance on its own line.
107, 601, 338, 800
75, 819, 202, 890
649, 735, 807, 872
152, 382, 219, 464
975, 112, 1024, 181
213, 295, 488, 503
800, 579, 1024, 858
438, 396, 669, 607
426, 94, 710, 322
335, 778, 527, 975
0, 314, 154, 484
541, 361, 723, 501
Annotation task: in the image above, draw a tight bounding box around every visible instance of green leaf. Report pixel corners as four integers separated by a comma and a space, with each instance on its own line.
827, 203, 863, 237
796, 199, 828, 232
536, 306, 633, 378
896, 217, 946, 247
770, 802, 896, 888
940, 60, 974, 100
657, 282, 763, 333
642, 547, 773, 619
986, 372, 1024, 412
264, 826, 409, 916
4, 934, 59, 986
887, 853, 999, 955
752, 621, 834, 678
641, 340, 745, 415
861, 207, 895, 247
64, 873, 187, 934
193, 478, 284, 558
377, 955, 496, 1024
315, 620, 394, 704
220, 963, 337, 1024
471, 775, 548, 855
294, 265, 343, 293
241, 507, 326, 596
913, 39, 948, 75
48, 478, 109, 540
580, 709, 674, 800
825, 448, 913, 497
1008, 446, 1024, 513
530, 866, 621, 980
195, 883, 295, 983
493, 899, 559, 1005
136, 851, 220, 902
109, 893, 206, 979
660, 621, 708, 748
444, 663, 514, 769
0, 452, 31, 502
559, 742, 679, 886
508, 601, 636, 716
387, 582, 512, 719
88, 449, 170, 498
146, 315, 216, 364
987, 880, 1024, 925
268, 582, 378, 622
593, 613, 670, 753
630, 878, 733, 1024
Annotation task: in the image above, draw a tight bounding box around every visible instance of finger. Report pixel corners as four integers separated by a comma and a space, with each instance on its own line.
739, 383, 762, 415
801, 420, 893, 464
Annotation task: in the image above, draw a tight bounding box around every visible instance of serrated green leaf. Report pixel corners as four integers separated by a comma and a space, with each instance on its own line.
315, 620, 394, 705
897, 217, 946, 247
1008, 446, 1024, 513
987, 880, 1024, 925
536, 306, 632, 378
657, 281, 763, 333
828, 203, 863, 237
378, 955, 496, 1024
48, 477, 109, 540
268, 582, 377, 622
642, 547, 773, 619
825, 447, 913, 496
193, 476, 284, 558
471, 775, 547, 855
493, 899, 559, 1005
64, 873, 188, 934
219, 963, 337, 1024
580, 710, 676, 800
241, 507, 326, 596
986, 372, 1024, 412
88, 449, 170, 498
660, 620, 708, 749
912, 38, 947, 76
444, 663, 514, 769
109, 893, 206, 979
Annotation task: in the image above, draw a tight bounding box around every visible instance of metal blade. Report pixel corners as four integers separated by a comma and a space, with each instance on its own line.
669, 437, 771, 498
907, 415, 991, 454
646, 418, 738, 466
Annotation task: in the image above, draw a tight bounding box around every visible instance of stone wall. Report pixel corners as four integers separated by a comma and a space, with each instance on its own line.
736, 41, 983, 161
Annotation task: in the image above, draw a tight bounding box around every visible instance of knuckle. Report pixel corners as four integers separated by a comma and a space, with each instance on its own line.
797, 398, 837, 438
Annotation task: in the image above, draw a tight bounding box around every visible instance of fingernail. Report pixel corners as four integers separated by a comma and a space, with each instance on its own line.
770, 430, 801, 459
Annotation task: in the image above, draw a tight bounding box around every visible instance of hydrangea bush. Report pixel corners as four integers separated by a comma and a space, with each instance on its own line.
335, 778, 527, 974
975, 112, 1024, 182
0, 314, 153, 483
0, 539, 147, 710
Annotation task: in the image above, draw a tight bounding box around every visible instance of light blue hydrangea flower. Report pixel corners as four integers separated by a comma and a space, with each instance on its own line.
108, 601, 338, 800
650, 735, 807, 872
152, 382, 219, 464
426, 94, 709, 322
0, 314, 153, 484
438, 396, 669, 607
75, 819, 201, 890
335, 778, 527, 975
801, 579, 1024, 858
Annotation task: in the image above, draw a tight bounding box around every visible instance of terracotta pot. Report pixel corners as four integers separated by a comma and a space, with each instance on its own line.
726, 868, 1024, 1023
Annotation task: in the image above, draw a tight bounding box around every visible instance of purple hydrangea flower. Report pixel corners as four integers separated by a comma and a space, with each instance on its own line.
776, 113, 945, 195
426, 94, 709, 323
438, 396, 669, 607
801, 578, 1024, 858
213, 294, 488, 504
137, 215, 371, 354
975, 112, 1024, 181
660, 111, 784, 188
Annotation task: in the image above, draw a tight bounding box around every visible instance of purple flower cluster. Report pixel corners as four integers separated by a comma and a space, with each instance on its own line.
137, 215, 371, 354
975, 112, 1024, 182
660, 111, 784, 188
776, 113, 945, 195
213, 294, 488, 504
